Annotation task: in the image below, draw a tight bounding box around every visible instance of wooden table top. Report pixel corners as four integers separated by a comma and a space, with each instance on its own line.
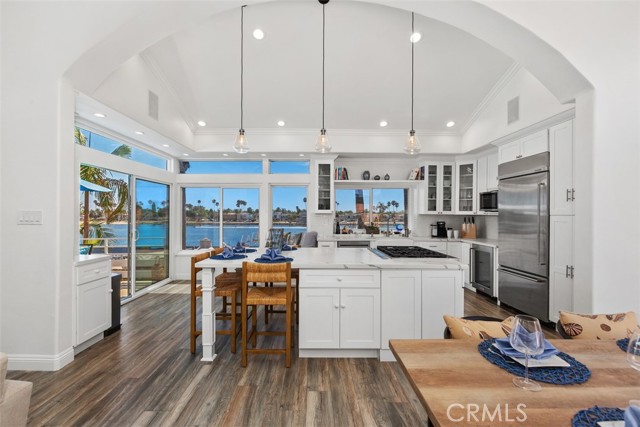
389, 339, 640, 427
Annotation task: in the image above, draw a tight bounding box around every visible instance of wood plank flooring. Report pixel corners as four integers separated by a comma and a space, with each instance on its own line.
7, 284, 556, 426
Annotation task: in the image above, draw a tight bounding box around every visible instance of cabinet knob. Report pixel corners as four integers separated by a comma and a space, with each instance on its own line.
334, 304, 339, 309
337, 277, 342, 282
341, 304, 346, 309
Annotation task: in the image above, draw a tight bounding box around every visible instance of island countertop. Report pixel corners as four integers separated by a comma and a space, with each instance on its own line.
195, 247, 467, 271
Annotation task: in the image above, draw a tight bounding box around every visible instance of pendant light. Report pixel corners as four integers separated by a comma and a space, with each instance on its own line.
233, 5, 250, 153
315, 0, 332, 153
404, 12, 421, 155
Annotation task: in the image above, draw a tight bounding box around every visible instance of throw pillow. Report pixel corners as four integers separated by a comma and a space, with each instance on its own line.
559, 311, 639, 339
444, 315, 515, 340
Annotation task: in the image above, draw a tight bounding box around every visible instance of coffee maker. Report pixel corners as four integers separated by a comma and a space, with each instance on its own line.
436, 221, 447, 238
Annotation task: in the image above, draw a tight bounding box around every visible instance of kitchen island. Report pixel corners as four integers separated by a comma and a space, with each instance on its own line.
195, 247, 466, 362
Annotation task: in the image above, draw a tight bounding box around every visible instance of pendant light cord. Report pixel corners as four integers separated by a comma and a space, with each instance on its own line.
240, 5, 245, 131
411, 12, 414, 133
322, 3, 326, 131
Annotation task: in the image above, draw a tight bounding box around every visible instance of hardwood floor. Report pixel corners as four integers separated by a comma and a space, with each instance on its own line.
7, 283, 429, 427
7, 284, 557, 426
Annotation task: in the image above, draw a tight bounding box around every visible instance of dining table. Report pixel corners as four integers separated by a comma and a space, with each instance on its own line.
389, 339, 640, 427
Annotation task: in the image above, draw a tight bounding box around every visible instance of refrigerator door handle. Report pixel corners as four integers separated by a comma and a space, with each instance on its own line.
537, 182, 546, 266
498, 267, 545, 283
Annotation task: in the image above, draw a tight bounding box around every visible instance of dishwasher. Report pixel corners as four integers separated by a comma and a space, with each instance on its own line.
336, 240, 370, 248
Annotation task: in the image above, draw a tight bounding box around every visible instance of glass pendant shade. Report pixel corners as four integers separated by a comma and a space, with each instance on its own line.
404, 130, 421, 155
233, 129, 250, 153
315, 129, 331, 153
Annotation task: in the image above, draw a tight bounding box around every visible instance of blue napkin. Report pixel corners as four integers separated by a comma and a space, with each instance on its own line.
258, 248, 286, 261
625, 404, 640, 427
220, 246, 235, 259
234, 241, 244, 251
282, 244, 297, 251
494, 337, 559, 360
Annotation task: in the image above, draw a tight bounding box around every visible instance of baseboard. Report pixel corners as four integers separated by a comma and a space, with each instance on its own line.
299, 348, 378, 358
7, 347, 74, 371
74, 333, 104, 355
379, 349, 397, 362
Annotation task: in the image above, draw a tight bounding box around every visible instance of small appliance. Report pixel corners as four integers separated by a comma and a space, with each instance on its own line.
479, 190, 498, 212
436, 221, 447, 238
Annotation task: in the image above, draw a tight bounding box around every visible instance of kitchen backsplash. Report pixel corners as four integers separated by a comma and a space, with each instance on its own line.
414, 214, 498, 240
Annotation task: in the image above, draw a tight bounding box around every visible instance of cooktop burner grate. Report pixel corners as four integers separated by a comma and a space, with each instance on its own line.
375, 245, 451, 258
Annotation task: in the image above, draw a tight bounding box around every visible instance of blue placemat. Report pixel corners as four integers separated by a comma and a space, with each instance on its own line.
617, 338, 629, 352
572, 406, 624, 427
478, 339, 591, 385
233, 248, 257, 253
210, 254, 248, 260
254, 257, 293, 263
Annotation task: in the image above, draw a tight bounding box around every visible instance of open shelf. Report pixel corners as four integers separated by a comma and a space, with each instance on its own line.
334, 179, 421, 187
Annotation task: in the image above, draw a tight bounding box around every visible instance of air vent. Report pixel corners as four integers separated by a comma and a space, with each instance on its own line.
507, 96, 519, 124
148, 90, 159, 120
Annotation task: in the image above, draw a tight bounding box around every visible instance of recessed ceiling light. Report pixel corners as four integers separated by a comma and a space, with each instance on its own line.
277, 120, 285, 127
379, 121, 388, 127
135, 131, 144, 135
253, 29, 264, 40
223, 153, 229, 157
446, 121, 456, 128
260, 153, 267, 157
299, 154, 305, 157
410, 32, 422, 43
197, 120, 207, 127
93, 113, 106, 118
183, 153, 189, 156
162, 144, 170, 147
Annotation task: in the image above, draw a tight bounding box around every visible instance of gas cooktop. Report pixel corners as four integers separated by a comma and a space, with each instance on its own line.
374, 245, 451, 259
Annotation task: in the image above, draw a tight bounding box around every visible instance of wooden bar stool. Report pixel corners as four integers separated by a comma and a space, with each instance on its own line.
190, 249, 243, 354
241, 261, 294, 367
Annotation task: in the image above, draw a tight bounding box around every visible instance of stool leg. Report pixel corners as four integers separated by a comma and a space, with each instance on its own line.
285, 300, 292, 368
241, 294, 248, 367
230, 291, 237, 354
252, 305, 258, 347
190, 293, 196, 354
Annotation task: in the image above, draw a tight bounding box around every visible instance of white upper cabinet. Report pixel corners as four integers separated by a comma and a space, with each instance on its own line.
420, 162, 455, 215
314, 160, 334, 213
486, 152, 499, 190
455, 161, 477, 214
549, 120, 574, 215
498, 129, 549, 164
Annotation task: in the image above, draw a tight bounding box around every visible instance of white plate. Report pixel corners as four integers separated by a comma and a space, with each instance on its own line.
511, 354, 570, 368
596, 421, 624, 427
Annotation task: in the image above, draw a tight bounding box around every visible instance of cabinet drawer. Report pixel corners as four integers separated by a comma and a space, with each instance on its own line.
418, 242, 447, 253
300, 269, 380, 288
77, 261, 110, 285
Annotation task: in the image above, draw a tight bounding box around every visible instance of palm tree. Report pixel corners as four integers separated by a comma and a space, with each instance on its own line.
235, 199, 247, 221
76, 127, 131, 245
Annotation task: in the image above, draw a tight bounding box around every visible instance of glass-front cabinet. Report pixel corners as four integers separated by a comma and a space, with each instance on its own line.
420, 162, 455, 214
455, 161, 477, 214
315, 160, 334, 213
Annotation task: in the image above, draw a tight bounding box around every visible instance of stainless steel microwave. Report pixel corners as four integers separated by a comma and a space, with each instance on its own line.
479, 190, 498, 212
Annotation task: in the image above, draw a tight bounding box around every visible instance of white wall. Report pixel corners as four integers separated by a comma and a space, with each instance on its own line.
462, 67, 573, 151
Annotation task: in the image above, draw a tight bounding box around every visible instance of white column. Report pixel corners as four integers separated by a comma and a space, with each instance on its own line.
201, 267, 217, 362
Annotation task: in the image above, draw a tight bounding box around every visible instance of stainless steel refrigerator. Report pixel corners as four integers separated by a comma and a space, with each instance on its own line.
498, 152, 550, 322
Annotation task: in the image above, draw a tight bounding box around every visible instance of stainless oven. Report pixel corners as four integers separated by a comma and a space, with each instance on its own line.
470, 244, 496, 297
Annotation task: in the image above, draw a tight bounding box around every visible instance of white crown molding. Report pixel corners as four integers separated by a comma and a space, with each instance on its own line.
195, 128, 459, 138
460, 62, 522, 135
490, 108, 575, 147
140, 52, 198, 132
7, 347, 74, 371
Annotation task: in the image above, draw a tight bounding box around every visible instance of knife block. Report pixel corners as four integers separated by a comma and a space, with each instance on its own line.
461, 224, 477, 239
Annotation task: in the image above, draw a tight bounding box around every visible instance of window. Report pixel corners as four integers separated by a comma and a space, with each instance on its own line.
335, 188, 407, 234
269, 161, 310, 174
271, 186, 308, 238
182, 161, 262, 174
75, 128, 168, 170
222, 188, 260, 247
183, 187, 221, 248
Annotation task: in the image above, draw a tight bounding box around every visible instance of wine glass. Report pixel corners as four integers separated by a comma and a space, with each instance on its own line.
627, 330, 640, 372
509, 315, 545, 391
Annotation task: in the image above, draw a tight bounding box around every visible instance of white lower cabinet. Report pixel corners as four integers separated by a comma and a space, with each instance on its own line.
75, 257, 112, 347
417, 241, 447, 253
446, 242, 462, 259
549, 216, 574, 323
460, 242, 471, 287
380, 269, 464, 360
422, 270, 464, 339
299, 270, 380, 351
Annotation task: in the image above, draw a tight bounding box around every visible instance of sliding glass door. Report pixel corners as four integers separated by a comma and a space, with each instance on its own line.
132, 178, 170, 294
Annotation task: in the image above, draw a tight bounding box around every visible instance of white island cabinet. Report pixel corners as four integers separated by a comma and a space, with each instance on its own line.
74, 255, 112, 352
380, 269, 464, 361
299, 269, 380, 357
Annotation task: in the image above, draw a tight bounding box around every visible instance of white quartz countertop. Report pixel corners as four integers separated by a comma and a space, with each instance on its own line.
195, 247, 467, 271
75, 254, 111, 266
